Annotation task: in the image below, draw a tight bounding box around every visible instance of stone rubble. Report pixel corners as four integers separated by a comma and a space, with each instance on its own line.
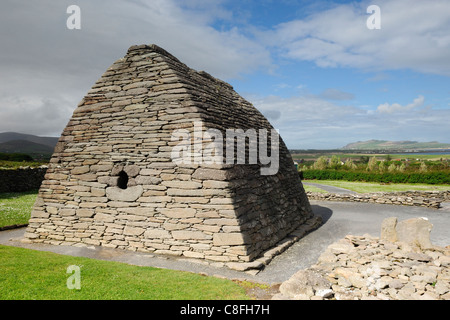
273, 217, 450, 300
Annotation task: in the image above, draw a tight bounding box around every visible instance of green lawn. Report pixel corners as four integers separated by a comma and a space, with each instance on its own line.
0, 245, 249, 300
0, 190, 38, 228
304, 180, 450, 193
303, 184, 329, 194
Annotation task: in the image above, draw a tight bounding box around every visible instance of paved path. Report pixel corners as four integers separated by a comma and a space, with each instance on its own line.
302, 182, 358, 194
1, 200, 449, 285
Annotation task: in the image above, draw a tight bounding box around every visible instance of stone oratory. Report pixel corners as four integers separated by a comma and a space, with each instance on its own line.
25, 44, 319, 269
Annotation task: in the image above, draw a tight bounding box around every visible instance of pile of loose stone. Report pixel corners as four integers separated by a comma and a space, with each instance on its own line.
274, 217, 450, 300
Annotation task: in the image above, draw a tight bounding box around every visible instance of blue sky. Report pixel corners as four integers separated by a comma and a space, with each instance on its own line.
0, 0, 449, 149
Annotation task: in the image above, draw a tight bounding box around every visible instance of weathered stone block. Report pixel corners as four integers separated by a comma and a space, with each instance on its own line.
94, 213, 115, 222
381, 217, 398, 242
172, 230, 211, 240
202, 180, 229, 189
71, 166, 90, 175
106, 186, 143, 202
91, 164, 113, 173
161, 181, 202, 189
91, 188, 106, 197
204, 218, 239, 226
124, 226, 145, 236
124, 165, 141, 177
135, 176, 162, 185
144, 229, 171, 239
166, 188, 203, 197
46, 206, 59, 215
396, 217, 433, 249
160, 208, 196, 218
192, 168, 228, 181
76, 174, 98, 182
194, 224, 221, 233
213, 233, 248, 246
182, 251, 205, 259
32, 211, 50, 218
119, 208, 156, 217
76, 209, 95, 218
163, 222, 189, 231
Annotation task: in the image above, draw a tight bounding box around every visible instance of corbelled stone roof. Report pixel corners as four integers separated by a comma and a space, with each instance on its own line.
25, 44, 316, 268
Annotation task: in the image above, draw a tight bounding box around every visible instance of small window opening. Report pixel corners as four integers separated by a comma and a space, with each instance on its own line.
117, 170, 129, 190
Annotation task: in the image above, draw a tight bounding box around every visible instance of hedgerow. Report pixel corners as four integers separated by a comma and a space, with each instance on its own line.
301, 169, 450, 185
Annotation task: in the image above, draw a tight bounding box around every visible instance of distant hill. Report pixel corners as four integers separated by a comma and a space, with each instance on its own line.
0, 132, 59, 148
0, 140, 55, 154
0, 132, 58, 159
342, 140, 450, 150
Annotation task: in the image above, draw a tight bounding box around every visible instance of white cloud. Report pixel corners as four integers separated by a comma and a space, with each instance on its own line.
376, 95, 425, 114
248, 93, 449, 149
0, 0, 448, 148
76, 0, 272, 80
0, 95, 74, 136
319, 88, 355, 101
0, 0, 273, 136
271, 0, 450, 76
249, 94, 364, 148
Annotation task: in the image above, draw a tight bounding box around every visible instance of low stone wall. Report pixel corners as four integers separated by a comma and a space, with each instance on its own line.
0, 167, 48, 193
307, 190, 449, 209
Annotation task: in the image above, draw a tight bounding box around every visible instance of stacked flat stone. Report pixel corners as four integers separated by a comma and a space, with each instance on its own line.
307, 190, 449, 209
24, 44, 315, 265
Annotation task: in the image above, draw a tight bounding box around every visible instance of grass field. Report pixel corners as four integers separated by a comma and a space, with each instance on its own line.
0, 190, 38, 228
388, 154, 450, 161
303, 180, 450, 193
302, 184, 329, 193
0, 245, 249, 300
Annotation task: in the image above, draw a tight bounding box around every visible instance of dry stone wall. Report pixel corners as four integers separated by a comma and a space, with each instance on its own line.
0, 167, 47, 193
307, 190, 449, 209
24, 44, 314, 265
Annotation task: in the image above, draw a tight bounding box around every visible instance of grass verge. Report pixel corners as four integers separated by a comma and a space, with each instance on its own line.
302, 185, 329, 194
304, 180, 450, 193
0, 245, 249, 300
0, 191, 38, 228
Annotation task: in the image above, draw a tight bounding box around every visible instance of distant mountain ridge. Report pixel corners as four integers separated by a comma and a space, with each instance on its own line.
0, 132, 59, 159
342, 140, 450, 150
0, 132, 59, 148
